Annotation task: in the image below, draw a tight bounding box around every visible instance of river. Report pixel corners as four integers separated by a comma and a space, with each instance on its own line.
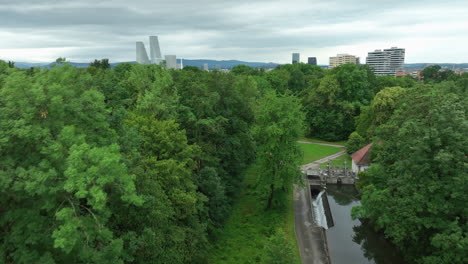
325, 185, 406, 264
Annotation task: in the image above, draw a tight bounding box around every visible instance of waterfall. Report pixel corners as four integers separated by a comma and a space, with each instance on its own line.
312, 190, 329, 229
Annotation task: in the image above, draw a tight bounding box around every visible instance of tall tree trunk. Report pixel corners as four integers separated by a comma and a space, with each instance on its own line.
266, 183, 274, 210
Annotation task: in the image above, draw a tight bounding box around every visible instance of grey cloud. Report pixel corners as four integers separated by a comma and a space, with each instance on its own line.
0, 0, 467, 63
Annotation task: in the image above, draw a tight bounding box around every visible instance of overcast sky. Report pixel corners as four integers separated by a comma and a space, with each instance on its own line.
1, 0, 467, 63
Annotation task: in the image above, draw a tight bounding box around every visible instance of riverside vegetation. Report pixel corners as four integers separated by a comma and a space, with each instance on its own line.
0, 60, 466, 263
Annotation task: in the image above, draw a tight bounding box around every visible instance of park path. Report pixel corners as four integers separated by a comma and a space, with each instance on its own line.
294, 147, 347, 264
296, 140, 345, 148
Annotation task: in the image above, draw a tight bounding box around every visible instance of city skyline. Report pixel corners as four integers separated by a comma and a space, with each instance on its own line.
0, 0, 468, 63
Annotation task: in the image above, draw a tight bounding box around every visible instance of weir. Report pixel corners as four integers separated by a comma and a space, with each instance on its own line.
310, 187, 334, 229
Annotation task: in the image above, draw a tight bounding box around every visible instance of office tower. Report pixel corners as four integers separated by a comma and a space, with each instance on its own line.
180, 58, 183, 70
366, 47, 405, 76
329, 54, 359, 69
203, 63, 209, 71
165, 55, 177, 69
136, 42, 150, 64
308, 57, 317, 65
292, 53, 300, 64
149, 36, 163, 64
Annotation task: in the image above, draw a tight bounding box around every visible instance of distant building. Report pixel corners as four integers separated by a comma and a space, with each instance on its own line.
165, 55, 177, 69
136, 42, 150, 64
292, 53, 300, 64
308, 57, 317, 65
366, 47, 405, 76
203, 63, 209, 71
396, 71, 421, 79
149, 36, 162, 64
329, 54, 359, 69
136, 36, 165, 65
351, 143, 372, 174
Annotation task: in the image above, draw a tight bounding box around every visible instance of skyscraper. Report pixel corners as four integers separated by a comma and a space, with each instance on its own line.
292, 53, 300, 64
165, 55, 177, 69
149, 36, 162, 64
366, 47, 405, 76
329, 54, 359, 69
308, 57, 317, 65
136, 42, 150, 64
203, 63, 209, 71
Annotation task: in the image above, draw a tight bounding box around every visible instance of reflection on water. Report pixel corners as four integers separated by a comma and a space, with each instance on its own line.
325, 185, 405, 264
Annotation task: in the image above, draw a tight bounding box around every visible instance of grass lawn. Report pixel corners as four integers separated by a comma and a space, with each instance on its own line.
298, 142, 344, 165
208, 166, 301, 264
318, 153, 352, 168
299, 137, 347, 146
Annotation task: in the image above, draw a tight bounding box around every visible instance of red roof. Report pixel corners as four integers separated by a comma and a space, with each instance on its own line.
351, 143, 372, 166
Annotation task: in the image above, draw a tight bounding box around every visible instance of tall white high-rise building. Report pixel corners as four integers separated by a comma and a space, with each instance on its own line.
165, 55, 177, 69
136, 42, 150, 64
366, 47, 405, 76
203, 63, 209, 71
149, 36, 162, 64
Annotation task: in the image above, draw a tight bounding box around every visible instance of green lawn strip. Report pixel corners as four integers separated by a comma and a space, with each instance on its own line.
299, 137, 347, 146
298, 142, 344, 165
209, 166, 300, 264
318, 154, 352, 168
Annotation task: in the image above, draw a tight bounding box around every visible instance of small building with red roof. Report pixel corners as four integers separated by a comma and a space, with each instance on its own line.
351, 143, 372, 174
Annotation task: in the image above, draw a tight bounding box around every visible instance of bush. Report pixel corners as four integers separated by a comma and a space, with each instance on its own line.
346, 132, 365, 154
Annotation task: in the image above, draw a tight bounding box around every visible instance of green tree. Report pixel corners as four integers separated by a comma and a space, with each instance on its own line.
0, 66, 140, 263
266, 68, 290, 94
346, 132, 366, 154
115, 115, 207, 263
55, 57, 67, 63
355, 86, 406, 138
253, 90, 305, 209
354, 85, 468, 264
304, 74, 357, 140
89, 58, 111, 70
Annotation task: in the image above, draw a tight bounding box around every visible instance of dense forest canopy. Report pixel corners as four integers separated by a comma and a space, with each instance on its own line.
0, 59, 467, 263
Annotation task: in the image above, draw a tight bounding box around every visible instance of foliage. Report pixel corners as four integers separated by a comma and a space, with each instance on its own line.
90, 59, 111, 70
0, 65, 140, 263
55, 57, 67, 63
208, 166, 300, 264
0, 60, 270, 263
420, 65, 459, 83
252, 90, 305, 209
264, 229, 296, 264
355, 86, 406, 138
346, 132, 366, 154
354, 84, 468, 264
303, 64, 376, 141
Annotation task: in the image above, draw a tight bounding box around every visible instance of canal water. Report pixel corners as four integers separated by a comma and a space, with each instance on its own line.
325, 185, 405, 264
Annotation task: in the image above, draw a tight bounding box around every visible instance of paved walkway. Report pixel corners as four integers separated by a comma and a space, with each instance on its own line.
295, 150, 347, 264
301, 151, 347, 172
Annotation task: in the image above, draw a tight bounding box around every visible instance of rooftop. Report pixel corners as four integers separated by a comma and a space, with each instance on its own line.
351, 143, 372, 166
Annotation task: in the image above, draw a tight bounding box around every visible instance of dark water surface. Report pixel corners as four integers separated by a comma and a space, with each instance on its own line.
325, 185, 405, 264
